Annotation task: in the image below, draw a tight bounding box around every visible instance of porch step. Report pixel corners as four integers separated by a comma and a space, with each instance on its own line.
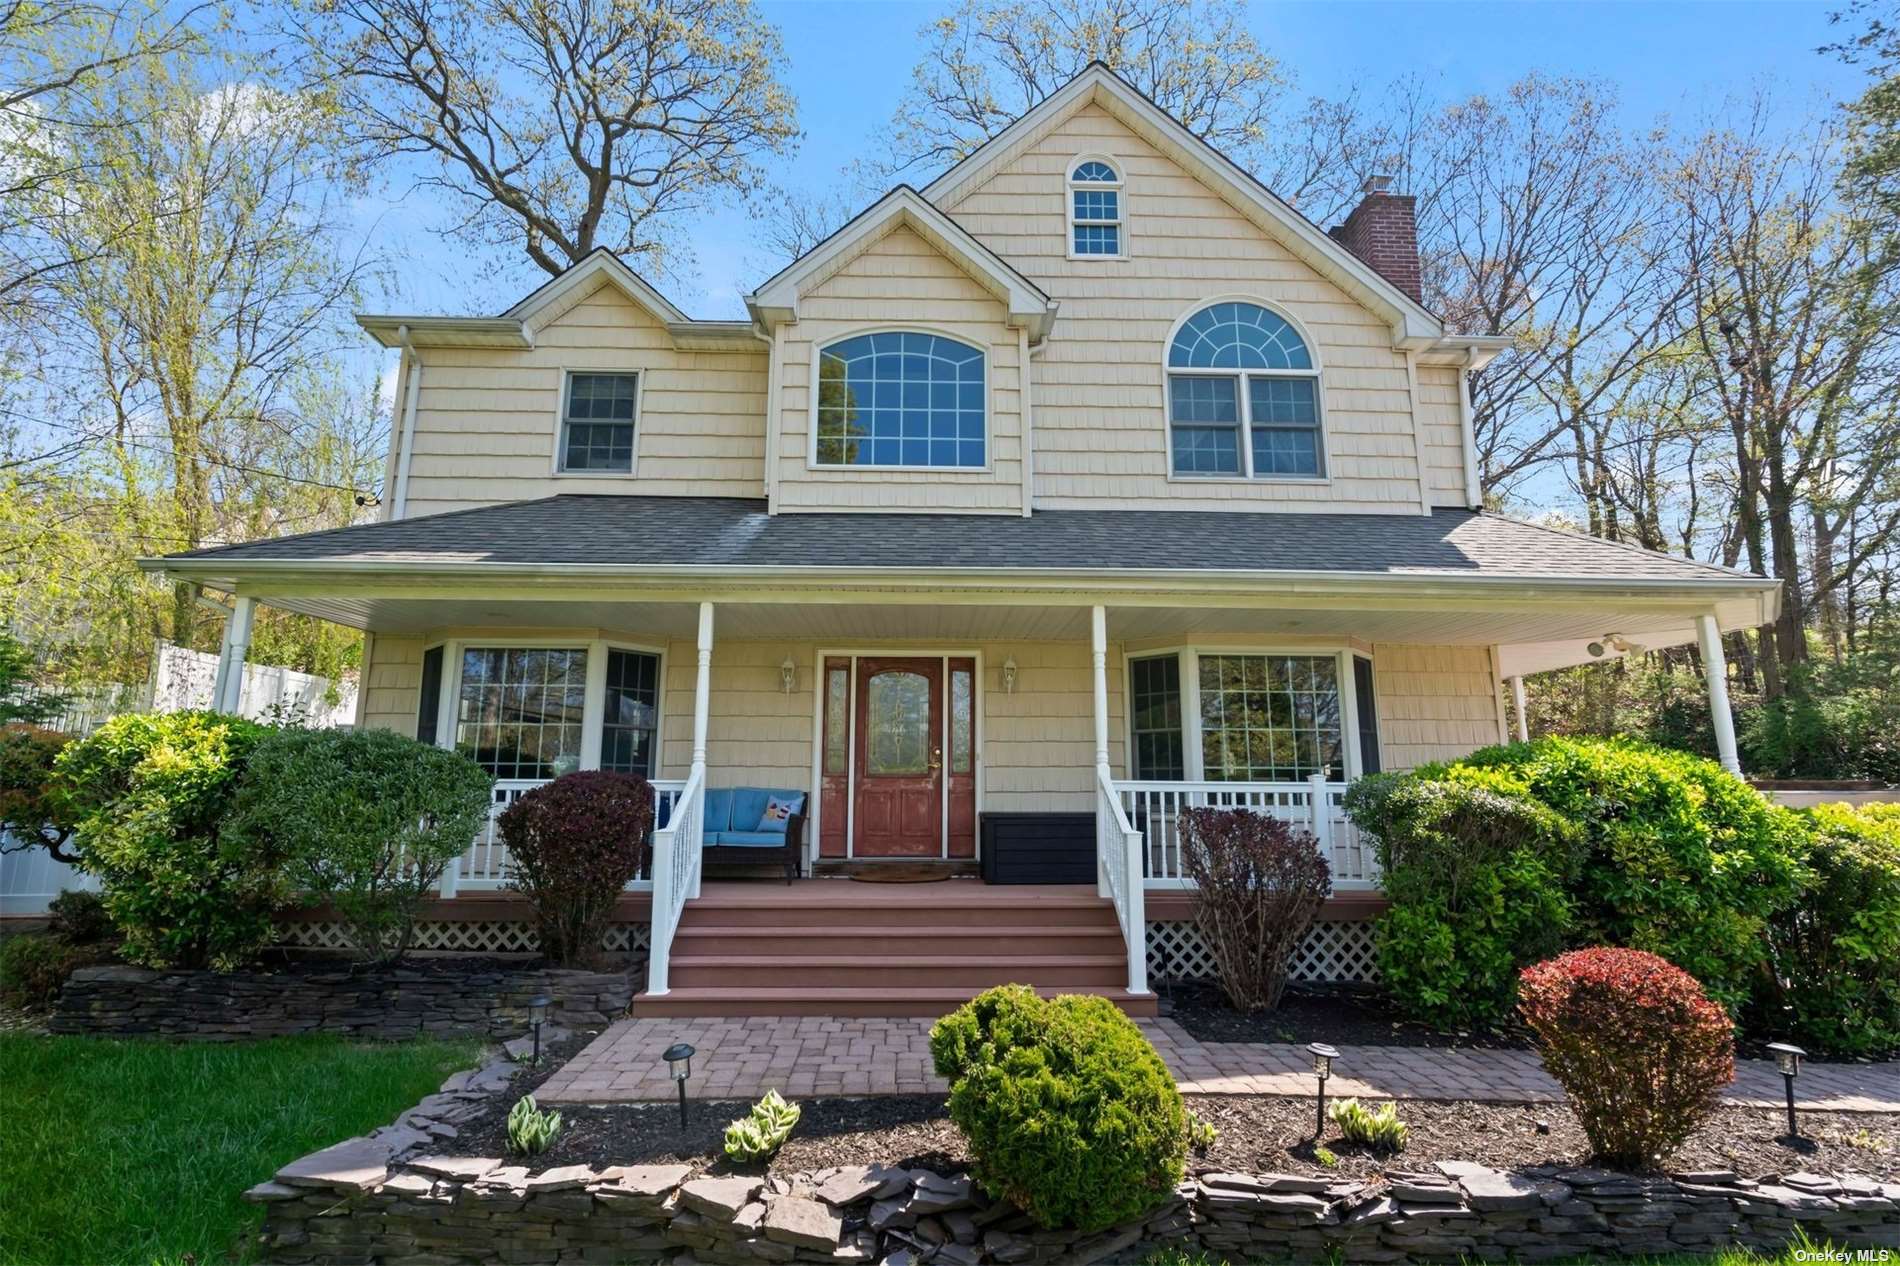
631, 985, 1159, 1019
633, 879, 1152, 1019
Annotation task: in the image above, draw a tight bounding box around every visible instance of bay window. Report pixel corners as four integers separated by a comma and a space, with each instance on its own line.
432, 641, 663, 780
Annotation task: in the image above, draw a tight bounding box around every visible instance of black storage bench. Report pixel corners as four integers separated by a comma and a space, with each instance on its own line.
979, 812, 1097, 884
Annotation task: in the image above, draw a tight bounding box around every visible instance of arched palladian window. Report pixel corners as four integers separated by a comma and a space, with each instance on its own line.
1166, 301, 1324, 478
1068, 158, 1123, 256
815, 332, 986, 468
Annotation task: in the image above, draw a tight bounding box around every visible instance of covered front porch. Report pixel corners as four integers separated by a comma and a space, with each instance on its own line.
183, 575, 1769, 1014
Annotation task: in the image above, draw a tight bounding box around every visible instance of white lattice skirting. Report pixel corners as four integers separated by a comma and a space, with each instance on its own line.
278, 920, 652, 956
1147, 918, 1380, 984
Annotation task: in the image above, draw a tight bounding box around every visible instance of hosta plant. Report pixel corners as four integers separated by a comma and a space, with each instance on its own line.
506, 1095, 563, 1156
723, 1089, 800, 1163
1328, 1098, 1408, 1152
1186, 1111, 1219, 1151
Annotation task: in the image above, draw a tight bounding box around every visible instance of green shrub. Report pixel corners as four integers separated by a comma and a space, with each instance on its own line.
1344, 767, 1581, 1028
0, 724, 77, 861
1328, 1098, 1408, 1152
1760, 804, 1900, 1056
1519, 948, 1734, 1171
930, 984, 1186, 1232
0, 934, 84, 1008
53, 711, 284, 970
498, 772, 654, 965
723, 1089, 800, 1163
1453, 737, 1808, 1016
505, 1095, 562, 1155
45, 889, 112, 945
227, 728, 494, 965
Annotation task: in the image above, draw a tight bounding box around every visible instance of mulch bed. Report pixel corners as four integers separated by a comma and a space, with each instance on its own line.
458, 1048, 1898, 1182
1163, 980, 1534, 1050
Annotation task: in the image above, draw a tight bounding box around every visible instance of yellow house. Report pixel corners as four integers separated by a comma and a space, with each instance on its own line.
146, 65, 1777, 1018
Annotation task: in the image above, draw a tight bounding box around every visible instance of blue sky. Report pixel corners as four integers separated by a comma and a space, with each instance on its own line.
362, 0, 1867, 328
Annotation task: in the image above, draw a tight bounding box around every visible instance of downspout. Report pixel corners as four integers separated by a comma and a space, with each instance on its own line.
1459, 348, 1483, 509
757, 323, 782, 514
392, 326, 422, 520
1018, 326, 1036, 517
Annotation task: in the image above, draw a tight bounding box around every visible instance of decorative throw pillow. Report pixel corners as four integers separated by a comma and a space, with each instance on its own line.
756, 795, 803, 833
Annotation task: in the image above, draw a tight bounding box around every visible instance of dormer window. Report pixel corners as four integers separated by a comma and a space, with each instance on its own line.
1068, 158, 1123, 257
1167, 302, 1324, 479
559, 371, 638, 472
815, 332, 987, 469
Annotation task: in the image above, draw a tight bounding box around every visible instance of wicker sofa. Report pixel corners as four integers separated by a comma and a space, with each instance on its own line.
693, 787, 806, 883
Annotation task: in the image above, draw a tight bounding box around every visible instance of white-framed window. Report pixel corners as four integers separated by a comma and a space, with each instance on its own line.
1125, 648, 1373, 783
1166, 301, 1325, 479
1068, 157, 1123, 257
430, 640, 664, 780
813, 331, 987, 469
558, 371, 639, 473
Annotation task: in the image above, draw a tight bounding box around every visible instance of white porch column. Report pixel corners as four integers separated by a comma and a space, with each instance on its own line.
215, 595, 256, 714
690, 602, 714, 897
1090, 605, 1111, 769
1509, 676, 1530, 744
1697, 612, 1742, 775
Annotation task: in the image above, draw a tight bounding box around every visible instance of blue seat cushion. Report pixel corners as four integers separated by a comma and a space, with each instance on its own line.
701, 788, 735, 834
727, 787, 772, 833
710, 830, 794, 848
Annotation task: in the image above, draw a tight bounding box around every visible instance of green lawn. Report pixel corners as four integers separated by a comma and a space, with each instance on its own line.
0, 1033, 480, 1266
1145, 1237, 1841, 1266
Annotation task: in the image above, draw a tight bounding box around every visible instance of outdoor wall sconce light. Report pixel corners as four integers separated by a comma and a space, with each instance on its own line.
1766, 1041, 1805, 1138
663, 1042, 696, 1130
1307, 1042, 1339, 1139
1002, 657, 1018, 695
527, 995, 551, 1067
781, 656, 797, 694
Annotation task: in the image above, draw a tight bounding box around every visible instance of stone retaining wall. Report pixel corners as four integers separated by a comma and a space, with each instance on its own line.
49, 964, 631, 1041
247, 1058, 1900, 1265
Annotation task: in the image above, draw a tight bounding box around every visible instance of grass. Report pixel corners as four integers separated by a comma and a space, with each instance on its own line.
1144, 1240, 1846, 1266
0, 1032, 480, 1266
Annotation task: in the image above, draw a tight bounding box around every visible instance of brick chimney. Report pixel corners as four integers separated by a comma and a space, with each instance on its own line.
1328, 175, 1422, 304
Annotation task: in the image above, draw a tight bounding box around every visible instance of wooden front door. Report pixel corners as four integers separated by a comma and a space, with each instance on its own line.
854, 657, 944, 857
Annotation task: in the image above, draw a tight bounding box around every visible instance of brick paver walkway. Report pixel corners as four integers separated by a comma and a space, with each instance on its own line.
536, 1015, 1900, 1111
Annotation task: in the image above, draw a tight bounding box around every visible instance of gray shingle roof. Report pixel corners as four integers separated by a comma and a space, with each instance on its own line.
157, 495, 1767, 587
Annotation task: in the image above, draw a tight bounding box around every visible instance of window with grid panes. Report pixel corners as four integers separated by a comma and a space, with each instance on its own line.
1129, 655, 1184, 779
599, 649, 659, 776
815, 332, 985, 468
560, 373, 637, 472
1166, 302, 1323, 478
1197, 654, 1343, 781
1070, 159, 1122, 255
454, 648, 588, 779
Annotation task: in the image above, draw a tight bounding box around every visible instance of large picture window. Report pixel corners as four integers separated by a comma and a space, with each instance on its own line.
1167, 302, 1323, 479
455, 648, 588, 779
815, 332, 986, 469
1126, 650, 1362, 784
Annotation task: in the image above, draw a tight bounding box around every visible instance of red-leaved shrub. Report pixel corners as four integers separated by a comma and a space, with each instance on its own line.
1179, 807, 1332, 1011
499, 772, 654, 965
1518, 948, 1735, 1170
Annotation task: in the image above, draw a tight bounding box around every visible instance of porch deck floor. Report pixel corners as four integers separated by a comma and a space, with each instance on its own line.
536, 1015, 1900, 1110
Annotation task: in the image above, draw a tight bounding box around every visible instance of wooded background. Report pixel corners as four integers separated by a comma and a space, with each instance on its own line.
2, 0, 1895, 778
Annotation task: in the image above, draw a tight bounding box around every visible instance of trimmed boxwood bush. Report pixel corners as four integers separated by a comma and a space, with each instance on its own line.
1343, 766, 1581, 1028
53, 711, 285, 970
1459, 738, 1808, 1015
1761, 803, 1900, 1057
228, 728, 495, 965
1519, 948, 1734, 1171
499, 771, 654, 965
930, 984, 1186, 1232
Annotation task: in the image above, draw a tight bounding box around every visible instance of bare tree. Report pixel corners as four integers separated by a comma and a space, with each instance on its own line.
288, 0, 799, 279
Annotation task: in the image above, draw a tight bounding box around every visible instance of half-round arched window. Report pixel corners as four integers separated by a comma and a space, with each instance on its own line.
1165, 301, 1323, 478
1068, 157, 1123, 257
815, 331, 986, 468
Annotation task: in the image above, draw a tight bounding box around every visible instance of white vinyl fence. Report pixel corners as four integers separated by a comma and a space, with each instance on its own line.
2, 641, 356, 917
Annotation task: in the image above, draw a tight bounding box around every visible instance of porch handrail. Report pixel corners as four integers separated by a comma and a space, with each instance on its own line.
1115, 773, 1380, 890
443, 776, 687, 895
1095, 763, 1148, 995
644, 766, 705, 997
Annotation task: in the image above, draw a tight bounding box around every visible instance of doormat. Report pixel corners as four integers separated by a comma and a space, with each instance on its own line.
844, 863, 957, 883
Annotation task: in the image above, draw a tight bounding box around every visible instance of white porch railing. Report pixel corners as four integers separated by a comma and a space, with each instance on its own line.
644, 767, 706, 997
1115, 772, 1381, 891
441, 776, 688, 895
1095, 765, 1148, 994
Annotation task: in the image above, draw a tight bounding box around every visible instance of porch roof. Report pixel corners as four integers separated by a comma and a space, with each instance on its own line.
154, 494, 1768, 589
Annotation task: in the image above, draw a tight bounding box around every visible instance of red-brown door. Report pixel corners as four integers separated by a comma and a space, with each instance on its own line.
854, 657, 943, 857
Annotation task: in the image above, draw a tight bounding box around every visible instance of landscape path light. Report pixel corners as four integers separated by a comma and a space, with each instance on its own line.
527, 995, 551, 1067
1307, 1042, 1339, 1140
663, 1042, 697, 1131
1766, 1041, 1805, 1139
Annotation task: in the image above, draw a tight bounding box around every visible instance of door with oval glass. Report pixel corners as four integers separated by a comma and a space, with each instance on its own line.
854, 657, 944, 857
